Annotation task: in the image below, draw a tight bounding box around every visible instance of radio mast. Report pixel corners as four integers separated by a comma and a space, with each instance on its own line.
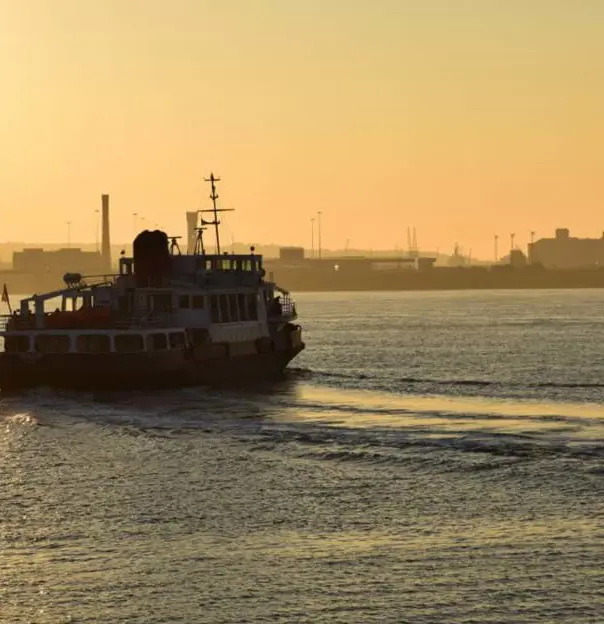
200, 173, 234, 254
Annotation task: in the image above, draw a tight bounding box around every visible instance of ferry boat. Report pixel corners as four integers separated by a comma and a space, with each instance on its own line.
0, 175, 304, 392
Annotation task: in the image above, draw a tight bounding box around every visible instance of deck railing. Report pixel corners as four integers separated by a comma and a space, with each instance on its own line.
0, 312, 172, 332
280, 295, 296, 317
268, 294, 297, 320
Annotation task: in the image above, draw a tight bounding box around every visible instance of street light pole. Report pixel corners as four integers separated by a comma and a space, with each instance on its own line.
317, 211, 322, 260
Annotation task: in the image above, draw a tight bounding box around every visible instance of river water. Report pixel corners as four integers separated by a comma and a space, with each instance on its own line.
1, 290, 602, 623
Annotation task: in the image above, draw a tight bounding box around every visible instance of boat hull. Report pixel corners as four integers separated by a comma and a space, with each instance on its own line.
0, 344, 304, 393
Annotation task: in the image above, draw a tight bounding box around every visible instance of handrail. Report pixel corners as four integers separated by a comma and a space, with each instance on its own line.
0, 312, 172, 332
268, 293, 297, 320
280, 297, 296, 316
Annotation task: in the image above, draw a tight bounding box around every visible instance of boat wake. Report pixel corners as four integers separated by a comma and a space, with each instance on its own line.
291, 366, 604, 388
2, 381, 603, 475
288, 367, 604, 404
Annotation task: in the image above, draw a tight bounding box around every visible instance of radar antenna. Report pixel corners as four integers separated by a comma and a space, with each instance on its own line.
169, 236, 182, 255
200, 173, 234, 254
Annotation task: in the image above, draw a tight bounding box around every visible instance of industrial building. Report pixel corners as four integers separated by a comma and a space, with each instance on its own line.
278, 247, 306, 265
264, 247, 436, 275
1, 194, 113, 293
13, 193, 112, 277
528, 228, 604, 269
12, 247, 106, 277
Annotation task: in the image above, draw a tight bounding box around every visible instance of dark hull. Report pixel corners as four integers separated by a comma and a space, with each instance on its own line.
0, 345, 304, 393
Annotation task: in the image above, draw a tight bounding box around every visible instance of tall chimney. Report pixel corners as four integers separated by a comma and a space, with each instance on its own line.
101, 194, 111, 270
186, 211, 198, 254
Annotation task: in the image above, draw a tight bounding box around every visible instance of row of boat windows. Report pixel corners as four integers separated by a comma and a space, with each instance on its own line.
212, 258, 257, 272
179, 292, 258, 324
194, 258, 258, 272
4, 332, 188, 354
121, 257, 260, 276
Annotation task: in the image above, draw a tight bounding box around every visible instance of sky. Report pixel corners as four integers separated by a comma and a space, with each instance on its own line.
1, 0, 603, 258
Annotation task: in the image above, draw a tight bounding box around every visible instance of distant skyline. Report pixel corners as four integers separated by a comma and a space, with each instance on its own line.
1, 1, 603, 257
0, 230, 589, 266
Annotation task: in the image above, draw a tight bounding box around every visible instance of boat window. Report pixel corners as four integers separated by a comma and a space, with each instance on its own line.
247, 294, 258, 320
153, 294, 172, 313
237, 293, 247, 321
73, 297, 83, 311
205, 259, 213, 271
210, 296, 220, 323
120, 258, 133, 276
228, 293, 239, 322
219, 295, 230, 323
76, 334, 110, 353
36, 334, 70, 353
179, 295, 190, 309
169, 332, 186, 349
5, 335, 30, 353
192, 295, 204, 309
189, 328, 209, 346
115, 334, 144, 353
149, 333, 167, 350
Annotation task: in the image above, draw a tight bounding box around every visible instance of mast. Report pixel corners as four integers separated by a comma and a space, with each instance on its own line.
200, 173, 233, 255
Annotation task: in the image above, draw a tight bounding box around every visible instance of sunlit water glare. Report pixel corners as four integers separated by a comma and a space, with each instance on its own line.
1, 290, 602, 623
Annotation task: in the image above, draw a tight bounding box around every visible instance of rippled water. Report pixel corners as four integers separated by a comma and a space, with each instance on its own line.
1, 290, 603, 623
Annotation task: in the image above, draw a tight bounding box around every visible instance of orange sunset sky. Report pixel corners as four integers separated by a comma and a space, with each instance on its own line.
1, 0, 603, 257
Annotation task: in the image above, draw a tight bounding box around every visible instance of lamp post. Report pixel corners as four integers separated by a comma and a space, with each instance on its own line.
317, 210, 322, 260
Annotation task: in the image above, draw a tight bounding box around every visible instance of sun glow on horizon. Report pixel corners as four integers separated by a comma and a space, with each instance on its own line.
1, 0, 603, 258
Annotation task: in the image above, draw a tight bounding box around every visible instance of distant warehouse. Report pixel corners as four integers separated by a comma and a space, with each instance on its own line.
278, 247, 306, 265
13, 248, 106, 276
529, 228, 604, 269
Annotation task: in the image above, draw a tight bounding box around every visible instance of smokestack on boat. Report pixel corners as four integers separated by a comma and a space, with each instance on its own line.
101, 194, 111, 271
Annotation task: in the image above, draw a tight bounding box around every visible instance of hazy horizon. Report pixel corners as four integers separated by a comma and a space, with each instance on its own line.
0, 239, 466, 263
2, 1, 603, 257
